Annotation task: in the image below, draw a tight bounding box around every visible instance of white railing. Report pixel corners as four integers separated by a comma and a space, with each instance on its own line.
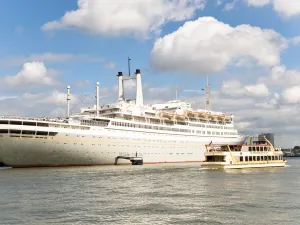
0, 116, 67, 124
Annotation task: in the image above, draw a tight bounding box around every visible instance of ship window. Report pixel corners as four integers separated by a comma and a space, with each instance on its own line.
264, 156, 267, 161
10, 129, 21, 134
240, 156, 243, 162
0, 129, 8, 134
23, 121, 36, 126
249, 156, 252, 161
37, 122, 49, 127
0, 120, 8, 124
22, 130, 35, 135
36, 131, 48, 136
49, 132, 58, 136
245, 156, 248, 161
10, 121, 22, 125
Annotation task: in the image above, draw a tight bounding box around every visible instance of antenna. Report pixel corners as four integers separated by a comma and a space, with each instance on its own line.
66, 85, 71, 117
128, 57, 131, 76
205, 75, 211, 111
176, 90, 178, 100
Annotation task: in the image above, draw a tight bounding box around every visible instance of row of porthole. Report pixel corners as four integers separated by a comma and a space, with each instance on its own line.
45, 142, 201, 148
50, 151, 193, 155
106, 129, 237, 138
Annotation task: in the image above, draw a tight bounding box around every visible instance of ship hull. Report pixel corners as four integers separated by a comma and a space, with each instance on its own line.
0, 130, 247, 168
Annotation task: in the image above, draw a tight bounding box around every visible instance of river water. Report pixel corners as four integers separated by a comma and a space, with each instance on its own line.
0, 159, 299, 225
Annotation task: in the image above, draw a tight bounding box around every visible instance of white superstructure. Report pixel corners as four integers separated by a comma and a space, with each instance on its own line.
0, 69, 247, 168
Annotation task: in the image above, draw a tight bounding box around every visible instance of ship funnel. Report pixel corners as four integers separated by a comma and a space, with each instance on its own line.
135, 69, 143, 106
66, 85, 71, 118
117, 72, 124, 102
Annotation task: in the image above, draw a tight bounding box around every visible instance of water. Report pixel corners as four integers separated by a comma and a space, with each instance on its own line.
0, 159, 299, 225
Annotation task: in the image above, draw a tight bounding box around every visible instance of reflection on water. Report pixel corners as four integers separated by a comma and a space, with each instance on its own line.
0, 160, 299, 225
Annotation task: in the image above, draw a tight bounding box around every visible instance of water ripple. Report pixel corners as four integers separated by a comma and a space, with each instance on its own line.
0, 160, 299, 224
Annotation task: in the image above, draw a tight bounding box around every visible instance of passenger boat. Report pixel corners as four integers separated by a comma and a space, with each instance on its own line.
202, 136, 286, 169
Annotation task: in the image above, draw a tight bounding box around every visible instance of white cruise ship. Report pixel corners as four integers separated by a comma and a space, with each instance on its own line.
0, 69, 247, 167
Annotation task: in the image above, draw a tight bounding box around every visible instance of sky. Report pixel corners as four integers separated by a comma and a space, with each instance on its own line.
0, 0, 300, 147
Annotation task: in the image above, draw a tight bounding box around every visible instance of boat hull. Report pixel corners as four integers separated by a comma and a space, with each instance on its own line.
202, 162, 286, 169
0, 131, 247, 168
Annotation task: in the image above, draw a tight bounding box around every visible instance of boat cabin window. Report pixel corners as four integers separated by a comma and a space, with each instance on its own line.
240, 156, 243, 162
0, 120, 8, 124
245, 156, 248, 161
36, 131, 48, 136
37, 122, 49, 127
10, 121, 22, 125
49, 132, 58, 136
0, 129, 8, 133
22, 130, 35, 135
249, 156, 253, 161
10, 130, 21, 134
23, 121, 36, 126
206, 156, 225, 162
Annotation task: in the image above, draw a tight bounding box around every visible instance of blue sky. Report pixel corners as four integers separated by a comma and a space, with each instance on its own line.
1, 0, 300, 147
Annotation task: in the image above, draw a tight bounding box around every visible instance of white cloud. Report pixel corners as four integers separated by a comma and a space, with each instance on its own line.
0, 96, 18, 101
247, 0, 300, 18
38, 90, 75, 105
244, 83, 269, 97
0, 52, 102, 67
41, 0, 205, 38
221, 79, 269, 97
290, 36, 300, 45
0, 90, 83, 117
104, 62, 116, 69
254, 93, 281, 109
273, 0, 300, 17
151, 17, 287, 74
282, 85, 300, 104
247, 0, 270, 7
221, 80, 246, 97
0, 62, 58, 89
71, 80, 90, 87
259, 65, 300, 87
224, 0, 237, 11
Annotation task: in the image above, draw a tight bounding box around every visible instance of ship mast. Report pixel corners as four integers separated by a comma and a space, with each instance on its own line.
66, 85, 71, 117
205, 76, 211, 111
96, 82, 99, 117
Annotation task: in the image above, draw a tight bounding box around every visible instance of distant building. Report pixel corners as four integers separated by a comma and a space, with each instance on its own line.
258, 133, 275, 147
